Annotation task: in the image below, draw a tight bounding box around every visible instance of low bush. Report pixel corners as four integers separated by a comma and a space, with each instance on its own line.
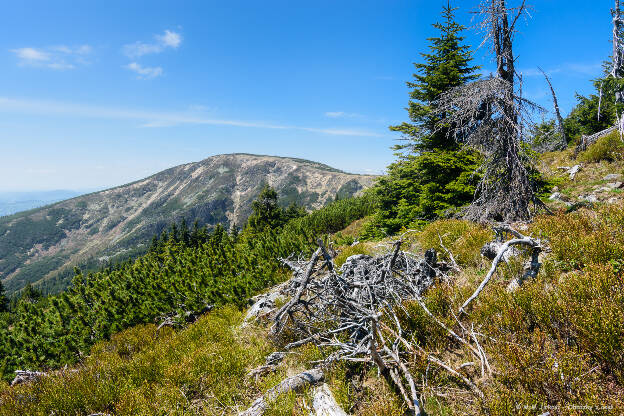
416, 219, 492, 267
532, 204, 624, 271
579, 130, 624, 163
0, 306, 271, 416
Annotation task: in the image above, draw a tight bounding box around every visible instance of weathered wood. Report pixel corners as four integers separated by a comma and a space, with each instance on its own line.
271, 241, 441, 414
11, 370, 46, 386
242, 282, 287, 327
557, 164, 583, 180
435, 0, 546, 222
239, 368, 324, 416
539, 67, 567, 150
460, 227, 541, 314
576, 126, 617, 154
246, 352, 287, 380
271, 247, 322, 335
312, 383, 349, 416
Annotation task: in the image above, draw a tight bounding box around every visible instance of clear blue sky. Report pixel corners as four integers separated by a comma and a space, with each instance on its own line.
0, 0, 614, 191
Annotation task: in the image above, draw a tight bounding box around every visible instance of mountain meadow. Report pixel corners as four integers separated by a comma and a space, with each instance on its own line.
2, 1, 624, 415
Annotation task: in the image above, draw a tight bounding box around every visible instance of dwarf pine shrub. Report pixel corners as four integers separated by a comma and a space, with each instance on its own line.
579, 130, 624, 163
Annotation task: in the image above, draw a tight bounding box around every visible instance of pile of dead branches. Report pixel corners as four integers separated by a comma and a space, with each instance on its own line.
266, 241, 452, 415
241, 225, 542, 415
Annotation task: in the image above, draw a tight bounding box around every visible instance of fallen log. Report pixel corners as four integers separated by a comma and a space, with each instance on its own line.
576, 125, 618, 154
312, 383, 349, 416
239, 368, 324, 416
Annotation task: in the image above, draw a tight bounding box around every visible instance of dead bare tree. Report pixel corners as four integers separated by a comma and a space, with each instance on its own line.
436, 0, 546, 222
612, 0, 624, 86
538, 67, 568, 150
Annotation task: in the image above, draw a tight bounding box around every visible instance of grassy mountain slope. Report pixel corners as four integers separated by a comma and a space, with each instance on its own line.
0, 154, 375, 294
1, 142, 624, 414
3, 204, 623, 415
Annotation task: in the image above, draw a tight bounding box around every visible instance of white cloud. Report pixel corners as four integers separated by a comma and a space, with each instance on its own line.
123, 30, 182, 58
157, 30, 182, 48
125, 62, 163, 79
325, 111, 346, 118
324, 111, 363, 119
0, 96, 385, 138
10, 45, 92, 70
11, 47, 50, 61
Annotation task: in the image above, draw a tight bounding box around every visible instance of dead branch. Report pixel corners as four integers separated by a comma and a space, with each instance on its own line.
538, 67, 567, 150
312, 383, 349, 415
271, 247, 322, 335
557, 164, 583, 180
11, 370, 46, 386
576, 126, 618, 154
437, 232, 461, 272
460, 226, 541, 314
268, 240, 439, 414
239, 368, 324, 416
246, 352, 287, 381
426, 354, 484, 398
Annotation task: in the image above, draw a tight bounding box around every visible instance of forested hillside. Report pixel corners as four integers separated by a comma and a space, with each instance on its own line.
0, 154, 374, 295
0, 190, 375, 382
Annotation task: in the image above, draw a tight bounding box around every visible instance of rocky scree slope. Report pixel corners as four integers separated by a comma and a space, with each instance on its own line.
0, 154, 375, 294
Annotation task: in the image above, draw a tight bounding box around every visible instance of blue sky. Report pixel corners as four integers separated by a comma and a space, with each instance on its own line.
0, 0, 615, 191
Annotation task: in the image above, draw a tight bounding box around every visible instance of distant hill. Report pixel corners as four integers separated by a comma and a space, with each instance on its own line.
0, 154, 375, 294
0, 190, 85, 217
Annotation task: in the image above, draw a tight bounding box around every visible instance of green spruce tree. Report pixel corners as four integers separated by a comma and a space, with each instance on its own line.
246, 185, 285, 231
369, 3, 481, 235
0, 280, 8, 312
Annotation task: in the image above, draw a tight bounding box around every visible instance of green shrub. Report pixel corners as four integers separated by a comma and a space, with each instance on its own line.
416, 219, 492, 267
561, 264, 624, 382
0, 306, 271, 416
532, 205, 624, 271
579, 131, 624, 163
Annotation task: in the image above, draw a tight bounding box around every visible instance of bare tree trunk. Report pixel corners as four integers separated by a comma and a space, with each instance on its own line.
460, 0, 539, 222
612, 0, 624, 82
539, 67, 568, 150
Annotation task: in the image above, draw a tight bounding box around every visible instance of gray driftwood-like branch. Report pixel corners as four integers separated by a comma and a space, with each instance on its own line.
239, 368, 325, 416
612, 0, 624, 82
11, 370, 46, 386
312, 383, 349, 416
459, 225, 541, 314
576, 125, 618, 154
538, 67, 567, 150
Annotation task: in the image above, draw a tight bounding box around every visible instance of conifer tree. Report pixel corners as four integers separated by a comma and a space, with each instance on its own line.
0, 281, 8, 312
390, 2, 480, 152
247, 185, 285, 231
370, 3, 480, 234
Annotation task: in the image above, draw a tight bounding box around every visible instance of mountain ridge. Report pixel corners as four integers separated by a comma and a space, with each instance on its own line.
0, 153, 376, 294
